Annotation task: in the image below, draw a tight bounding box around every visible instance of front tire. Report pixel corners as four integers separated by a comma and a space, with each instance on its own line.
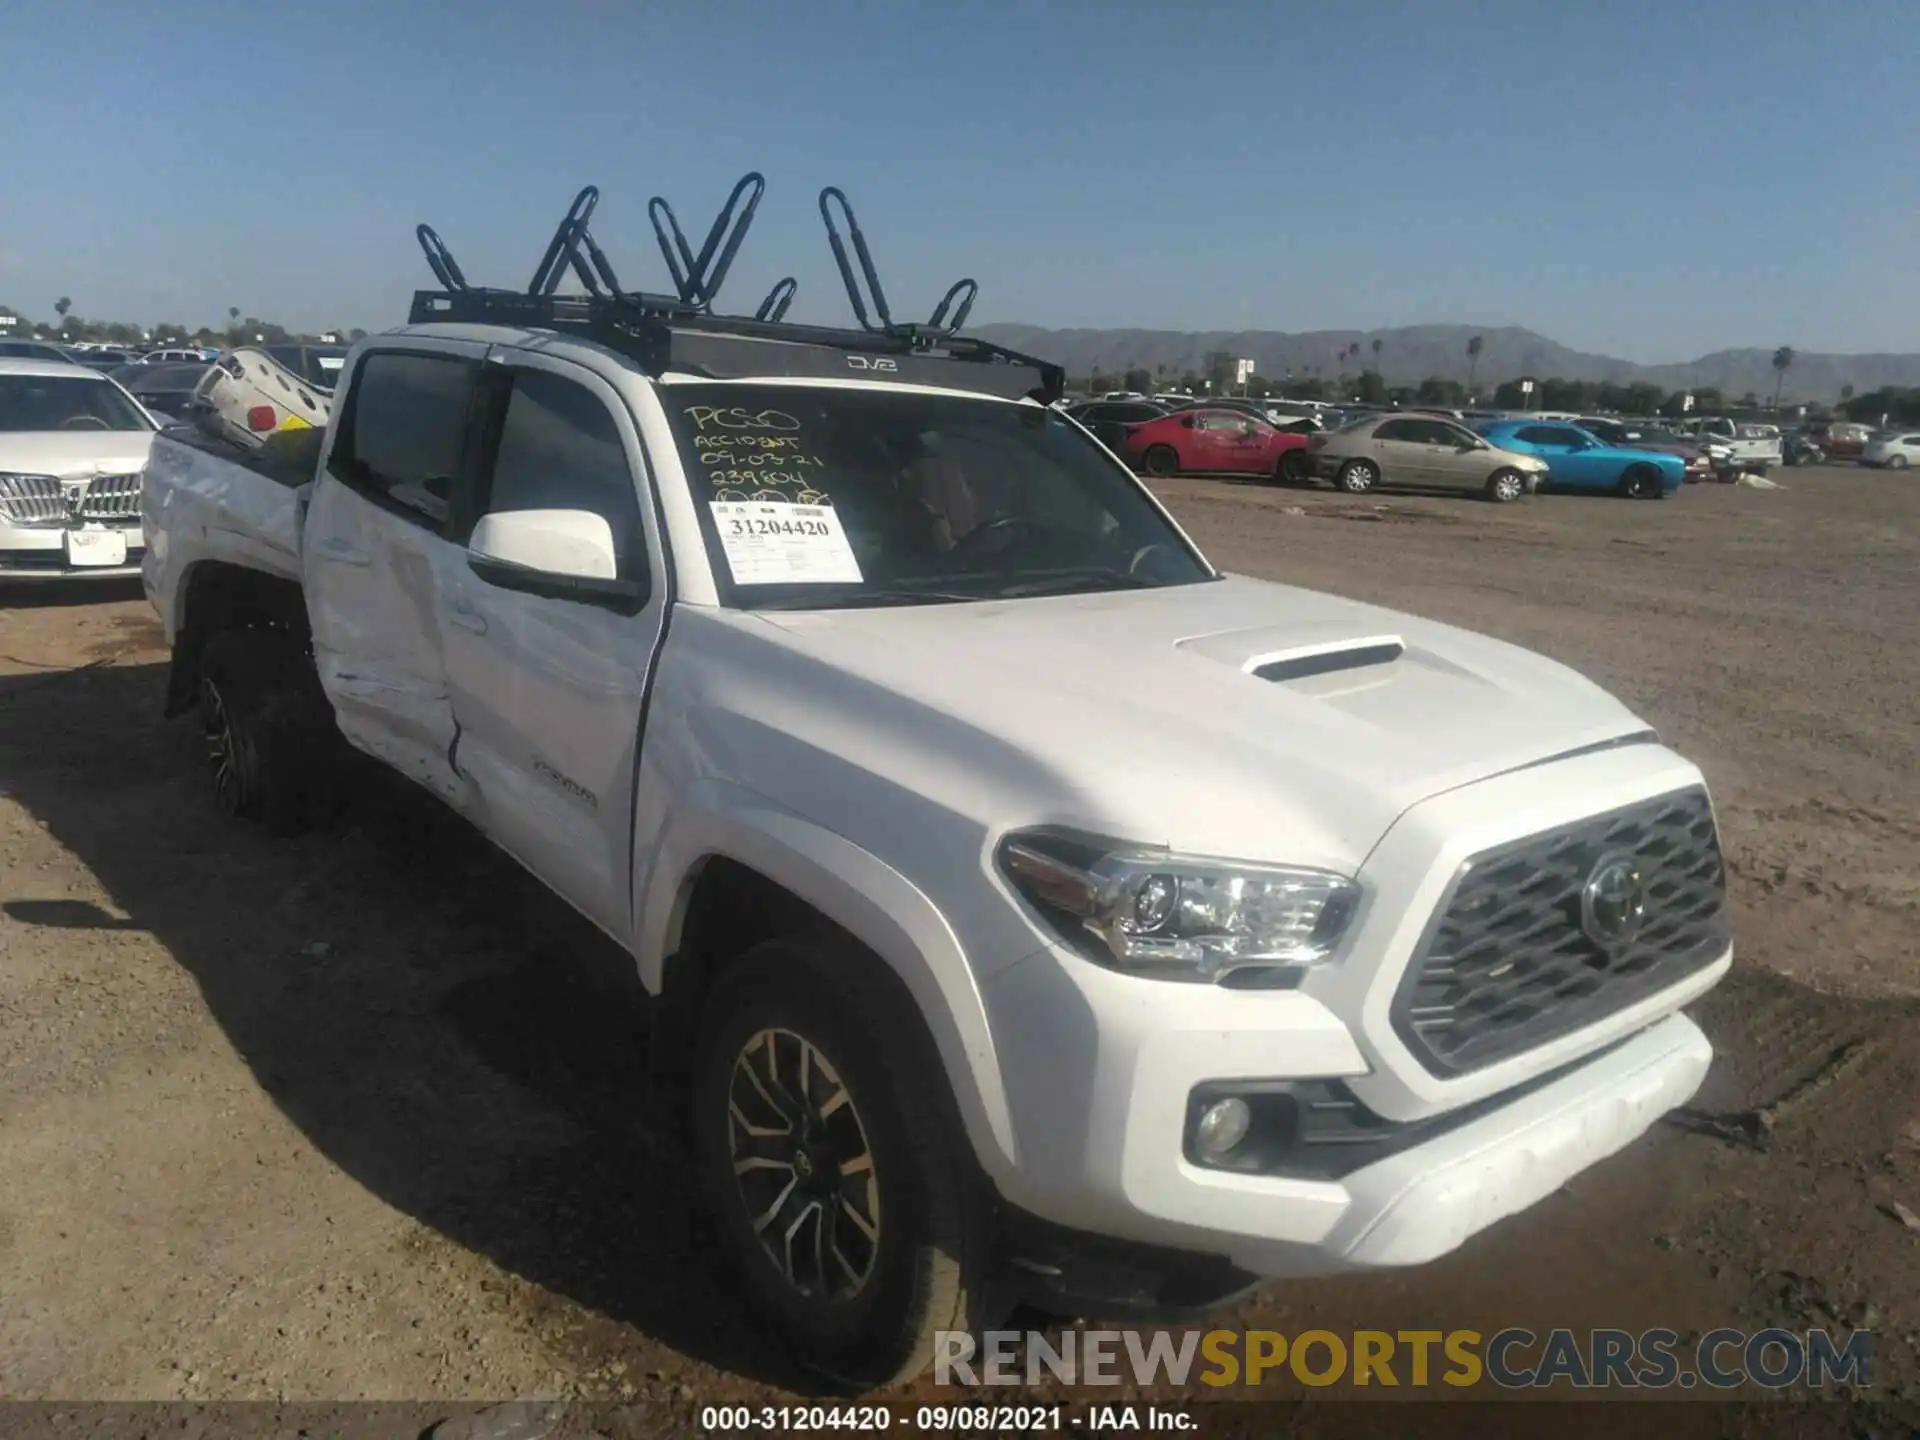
197, 629, 341, 835
1142, 445, 1180, 477
1336, 459, 1378, 494
692, 939, 988, 1390
1484, 468, 1527, 503
1277, 450, 1310, 485
1619, 464, 1664, 499
1890, 455, 1910, 471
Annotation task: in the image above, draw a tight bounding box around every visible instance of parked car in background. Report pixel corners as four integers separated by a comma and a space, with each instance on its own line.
1812, 421, 1873, 460
1476, 420, 1685, 498
1305, 414, 1545, 501
109, 361, 212, 422
187, 343, 349, 450
141, 347, 214, 365
0, 357, 157, 579
63, 347, 135, 373
0, 340, 78, 364
1065, 398, 1169, 451
1677, 417, 1782, 475
1860, 431, 1920, 470
1781, 429, 1827, 467
1576, 417, 1714, 482
1123, 407, 1312, 479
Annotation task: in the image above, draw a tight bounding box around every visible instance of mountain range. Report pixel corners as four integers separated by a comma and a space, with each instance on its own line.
968, 323, 1920, 400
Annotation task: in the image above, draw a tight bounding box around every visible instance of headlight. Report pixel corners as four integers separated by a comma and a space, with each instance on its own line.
998, 830, 1361, 983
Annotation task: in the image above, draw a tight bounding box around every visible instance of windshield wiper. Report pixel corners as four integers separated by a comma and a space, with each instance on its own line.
989, 569, 1156, 599
750, 586, 991, 611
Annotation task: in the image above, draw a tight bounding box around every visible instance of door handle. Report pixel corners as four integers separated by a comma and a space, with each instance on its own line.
448, 603, 488, 636
315, 538, 372, 566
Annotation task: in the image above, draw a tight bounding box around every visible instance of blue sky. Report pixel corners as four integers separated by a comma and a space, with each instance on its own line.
1, 0, 1911, 360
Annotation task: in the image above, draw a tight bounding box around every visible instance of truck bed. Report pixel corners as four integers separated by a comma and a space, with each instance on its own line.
142, 424, 319, 612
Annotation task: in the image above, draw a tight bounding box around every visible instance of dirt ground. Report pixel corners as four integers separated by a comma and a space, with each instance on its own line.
1, 465, 1916, 1431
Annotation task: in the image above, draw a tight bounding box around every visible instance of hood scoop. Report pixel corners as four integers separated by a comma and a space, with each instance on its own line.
1177, 623, 1410, 687
1247, 639, 1404, 684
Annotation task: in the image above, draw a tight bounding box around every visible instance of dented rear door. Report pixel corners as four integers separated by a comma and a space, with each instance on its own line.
303, 340, 488, 810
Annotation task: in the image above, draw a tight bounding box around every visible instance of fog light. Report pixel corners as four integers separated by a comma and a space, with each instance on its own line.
1194, 1097, 1251, 1158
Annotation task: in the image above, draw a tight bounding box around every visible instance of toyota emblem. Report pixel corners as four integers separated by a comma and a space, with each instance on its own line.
1580, 852, 1647, 949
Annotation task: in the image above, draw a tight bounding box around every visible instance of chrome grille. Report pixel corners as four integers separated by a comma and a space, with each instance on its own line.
77, 472, 143, 521
1392, 788, 1729, 1077
0, 472, 144, 526
0, 473, 65, 526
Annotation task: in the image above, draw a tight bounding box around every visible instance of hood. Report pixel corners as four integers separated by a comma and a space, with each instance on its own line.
0, 430, 156, 478
735, 574, 1650, 872
1489, 443, 1550, 471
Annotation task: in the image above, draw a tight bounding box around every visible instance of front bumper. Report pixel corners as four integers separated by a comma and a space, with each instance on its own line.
0, 524, 145, 581
974, 742, 1727, 1275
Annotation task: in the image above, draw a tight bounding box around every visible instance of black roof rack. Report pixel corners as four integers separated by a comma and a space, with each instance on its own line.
408, 179, 1062, 405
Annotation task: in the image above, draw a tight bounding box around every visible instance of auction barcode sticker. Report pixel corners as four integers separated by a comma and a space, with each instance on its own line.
709, 502, 863, 585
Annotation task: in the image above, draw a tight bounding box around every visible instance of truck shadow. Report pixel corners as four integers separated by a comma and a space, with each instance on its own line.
0, 658, 815, 1390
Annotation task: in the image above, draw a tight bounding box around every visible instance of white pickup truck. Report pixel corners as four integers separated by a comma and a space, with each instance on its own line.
142, 282, 1733, 1387
1680, 416, 1783, 476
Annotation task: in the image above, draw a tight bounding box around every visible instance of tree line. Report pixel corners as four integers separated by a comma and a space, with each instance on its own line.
1077, 344, 1918, 423
0, 301, 363, 348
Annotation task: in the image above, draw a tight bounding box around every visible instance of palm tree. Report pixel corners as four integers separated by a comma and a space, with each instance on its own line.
1371, 337, 1383, 374
1841, 383, 1855, 404
1467, 334, 1484, 391
1771, 346, 1795, 411
54, 296, 72, 334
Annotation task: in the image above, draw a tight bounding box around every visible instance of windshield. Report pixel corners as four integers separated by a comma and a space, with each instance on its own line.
662, 384, 1214, 610
0, 374, 154, 432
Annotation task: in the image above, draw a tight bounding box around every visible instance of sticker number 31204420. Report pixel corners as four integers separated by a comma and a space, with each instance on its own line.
709, 502, 864, 586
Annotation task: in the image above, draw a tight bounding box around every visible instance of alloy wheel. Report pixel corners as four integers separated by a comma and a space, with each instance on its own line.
200, 677, 244, 816
727, 1027, 881, 1303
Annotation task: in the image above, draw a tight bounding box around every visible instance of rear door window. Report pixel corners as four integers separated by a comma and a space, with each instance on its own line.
332, 351, 479, 529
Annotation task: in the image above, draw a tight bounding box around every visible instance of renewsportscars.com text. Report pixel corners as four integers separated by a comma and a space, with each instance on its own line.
935, 1327, 1871, 1391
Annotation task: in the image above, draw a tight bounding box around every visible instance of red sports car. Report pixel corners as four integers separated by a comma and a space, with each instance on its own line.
1118, 407, 1312, 480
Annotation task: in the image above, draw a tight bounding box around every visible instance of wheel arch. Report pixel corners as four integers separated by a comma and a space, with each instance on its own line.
639, 786, 1021, 1183
165, 560, 310, 718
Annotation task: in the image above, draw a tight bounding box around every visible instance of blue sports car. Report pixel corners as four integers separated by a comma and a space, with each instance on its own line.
1474, 420, 1686, 498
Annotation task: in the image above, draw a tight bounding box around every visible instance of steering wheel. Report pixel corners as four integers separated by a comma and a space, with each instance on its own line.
59, 414, 110, 431
1128, 542, 1181, 579
946, 514, 1034, 560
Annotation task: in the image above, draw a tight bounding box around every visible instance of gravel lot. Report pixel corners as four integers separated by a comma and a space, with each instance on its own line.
1, 465, 1915, 1427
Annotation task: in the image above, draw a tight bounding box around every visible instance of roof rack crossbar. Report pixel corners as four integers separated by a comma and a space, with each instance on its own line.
415, 225, 470, 293
647, 171, 767, 309
818, 186, 978, 341
755, 277, 798, 323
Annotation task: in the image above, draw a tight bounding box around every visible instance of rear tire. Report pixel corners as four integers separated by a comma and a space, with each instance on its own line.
1336, 459, 1378, 494
1142, 445, 1180, 477
197, 629, 342, 835
1619, 465, 1664, 500
1484, 468, 1527, 503
692, 938, 989, 1390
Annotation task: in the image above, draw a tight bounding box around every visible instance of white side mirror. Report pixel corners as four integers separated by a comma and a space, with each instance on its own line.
466, 508, 645, 612
469, 508, 618, 580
